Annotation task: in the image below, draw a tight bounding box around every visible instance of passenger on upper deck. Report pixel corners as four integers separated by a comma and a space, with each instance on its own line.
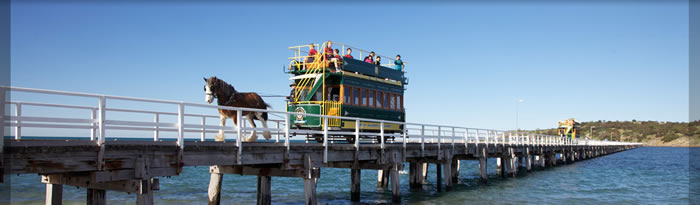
394, 55, 404, 71
330, 49, 343, 72
364, 51, 375, 64
324, 41, 334, 59
344, 48, 353, 59
303, 43, 318, 69
374, 56, 381, 65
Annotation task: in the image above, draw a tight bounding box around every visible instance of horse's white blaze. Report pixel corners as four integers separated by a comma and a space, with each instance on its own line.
205, 85, 214, 104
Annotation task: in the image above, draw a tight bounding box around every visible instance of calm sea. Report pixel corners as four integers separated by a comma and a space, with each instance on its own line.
4, 143, 695, 204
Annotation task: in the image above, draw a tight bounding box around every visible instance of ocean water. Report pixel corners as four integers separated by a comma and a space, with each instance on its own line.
5, 147, 694, 204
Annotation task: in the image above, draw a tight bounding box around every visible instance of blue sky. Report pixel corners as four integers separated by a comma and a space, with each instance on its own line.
9, 1, 689, 134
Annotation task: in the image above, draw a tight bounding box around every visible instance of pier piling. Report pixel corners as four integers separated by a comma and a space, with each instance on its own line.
478, 147, 488, 183
208, 167, 224, 205
351, 168, 361, 201
390, 164, 401, 203
87, 189, 106, 205
257, 176, 271, 205
45, 184, 62, 205
443, 160, 453, 191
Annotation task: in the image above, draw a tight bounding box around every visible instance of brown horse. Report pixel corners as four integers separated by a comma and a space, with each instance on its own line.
204, 76, 271, 142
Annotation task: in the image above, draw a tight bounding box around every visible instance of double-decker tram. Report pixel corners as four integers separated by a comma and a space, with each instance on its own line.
285, 41, 407, 143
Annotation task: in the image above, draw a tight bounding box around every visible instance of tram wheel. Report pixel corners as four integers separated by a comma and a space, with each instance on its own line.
313, 134, 324, 143
346, 136, 355, 144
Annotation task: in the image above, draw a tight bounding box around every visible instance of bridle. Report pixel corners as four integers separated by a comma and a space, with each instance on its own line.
205, 81, 237, 105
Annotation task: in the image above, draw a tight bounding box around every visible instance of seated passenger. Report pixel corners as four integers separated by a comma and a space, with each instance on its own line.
330, 49, 343, 72
324, 41, 334, 60
364, 51, 375, 64
303, 44, 318, 69
394, 55, 404, 71
374, 56, 381, 66
344, 48, 353, 59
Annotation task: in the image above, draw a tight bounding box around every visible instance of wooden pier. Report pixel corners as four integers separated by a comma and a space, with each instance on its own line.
0, 86, 642, 204
4, 139, 639, 205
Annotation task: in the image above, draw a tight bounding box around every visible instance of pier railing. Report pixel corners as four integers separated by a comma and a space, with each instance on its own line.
1, 86, 641, 164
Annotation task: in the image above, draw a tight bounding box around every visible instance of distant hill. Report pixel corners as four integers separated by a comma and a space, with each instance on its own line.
527, 120, 699, 147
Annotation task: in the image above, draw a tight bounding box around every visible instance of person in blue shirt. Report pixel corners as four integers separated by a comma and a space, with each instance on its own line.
394, 55, 404, 71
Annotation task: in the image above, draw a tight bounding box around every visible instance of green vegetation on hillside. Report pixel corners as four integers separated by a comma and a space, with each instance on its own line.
529, 120, 700, 146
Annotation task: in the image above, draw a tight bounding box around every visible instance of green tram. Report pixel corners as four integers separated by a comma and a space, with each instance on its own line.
285, 41, 407, 143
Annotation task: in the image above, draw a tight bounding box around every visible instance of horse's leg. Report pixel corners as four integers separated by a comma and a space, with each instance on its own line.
215, 114, 227, 141
255, 112, 271, 140
245, 114, 258, 142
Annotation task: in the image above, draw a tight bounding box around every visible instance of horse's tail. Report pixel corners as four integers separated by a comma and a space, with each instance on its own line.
262, 102, 271, 121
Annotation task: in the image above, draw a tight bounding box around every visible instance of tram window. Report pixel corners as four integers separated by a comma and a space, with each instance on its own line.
353, 88, 359, 105
398, 95, 402, 110
389, 94, 395, 109
362, 90, 367, 106
377, 92, 383, 108
384, 93, 390, 109
344, 87, 351, 104
368, 91, 375, 107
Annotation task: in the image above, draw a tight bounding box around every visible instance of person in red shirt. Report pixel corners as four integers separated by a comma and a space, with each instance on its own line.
323, 41, 333, 60
330, 49, 343, 72
304, 43, 317, 69
343, 48, 353, 59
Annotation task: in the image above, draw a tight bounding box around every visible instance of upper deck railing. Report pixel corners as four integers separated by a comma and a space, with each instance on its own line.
1, 86, 641, 164
288, 41, 405, 71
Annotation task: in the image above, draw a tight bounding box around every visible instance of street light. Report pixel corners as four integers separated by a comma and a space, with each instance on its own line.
516, 99, 525, 131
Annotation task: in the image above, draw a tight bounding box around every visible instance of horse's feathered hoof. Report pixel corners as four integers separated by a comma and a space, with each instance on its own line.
215, 133, 225, 141
245, 134, 258, 142
263, 131, 272, 140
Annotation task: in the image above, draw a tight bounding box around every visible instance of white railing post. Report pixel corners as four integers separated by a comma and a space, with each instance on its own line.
236, 110, 242, 143
154, 113, 160, 141
475, 129, 480, 145
284, 114, 290, 151
275, 121, 280, 143
420, 125, 425, 156
451, 127, 455, 147
464, 128, 469, 149
380, 121, 385, 149
509, 132, 512, 145
437, 126, 441, 149
177, 104, 184, 150
14, 103, 21, 140
402, 124, 407, 149
323, 117, 329, 163
90, 109, 97, 141
354, 119, 360, 150
200, 116, 205, 141
236, 110, 242, 164
527, 134, 530, 145
98, 96, 106, 145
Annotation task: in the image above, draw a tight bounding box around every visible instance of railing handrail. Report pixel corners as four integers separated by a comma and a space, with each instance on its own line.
2, 86, 643, 154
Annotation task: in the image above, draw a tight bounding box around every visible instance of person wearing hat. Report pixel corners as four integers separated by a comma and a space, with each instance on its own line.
287, 83, 297, 101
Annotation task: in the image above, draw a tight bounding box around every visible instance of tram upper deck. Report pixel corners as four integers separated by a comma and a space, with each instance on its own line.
287, 41, 407, 83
